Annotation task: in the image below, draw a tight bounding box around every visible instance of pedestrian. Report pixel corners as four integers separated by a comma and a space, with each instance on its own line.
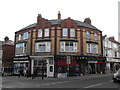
18, 67, 21, 78
26, 68, 29, 78
32, 67, 37, 79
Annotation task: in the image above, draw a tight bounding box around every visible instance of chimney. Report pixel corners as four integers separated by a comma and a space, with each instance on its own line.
4, 36, 9, 42
37, 14, 42, 22
109, 36, 115, 40
58, 11, 61, 19
84, 18, 91, 25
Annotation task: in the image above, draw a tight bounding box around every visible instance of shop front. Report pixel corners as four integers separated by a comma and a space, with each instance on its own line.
54, 55, 106, 77
13, 55, 31, 76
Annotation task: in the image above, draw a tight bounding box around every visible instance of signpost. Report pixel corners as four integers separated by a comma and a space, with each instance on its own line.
66, 56, 71, 77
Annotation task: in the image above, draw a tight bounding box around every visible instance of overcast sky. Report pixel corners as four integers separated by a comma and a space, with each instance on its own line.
0, 0, 119, 41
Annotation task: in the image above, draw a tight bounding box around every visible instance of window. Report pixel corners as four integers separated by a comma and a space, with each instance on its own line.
23, 32, 28, 40
60, 41, 77, 52
38, 29, 42, 37
94, 33, 98, 40
70, 28, 75, 37
35, 42, 51, 52
18, 34, 21, 40
15, 43, 27, 55
86, 31, 90, 39
62, 28, 68, 37
87, 43, 98, 54
44, 28, 49, 37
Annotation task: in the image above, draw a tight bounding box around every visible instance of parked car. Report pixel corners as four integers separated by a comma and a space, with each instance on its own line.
113, 69, 120, 82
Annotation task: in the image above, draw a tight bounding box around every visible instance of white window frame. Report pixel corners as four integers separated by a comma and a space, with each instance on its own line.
87, 43, 98, 54
23, 32, 28, 40
16, 43, 26, 54
44, 28, 49, 37
60, 41, 77, 52
94, 33, 98, 40
70, 28, 75, 37
18, 34, 21, 41
35, 42, 51, 52
62, 28, 68, 37
38, 29, 42, 37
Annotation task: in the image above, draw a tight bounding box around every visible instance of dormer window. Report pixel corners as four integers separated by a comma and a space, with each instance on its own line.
62, 28, 68, 37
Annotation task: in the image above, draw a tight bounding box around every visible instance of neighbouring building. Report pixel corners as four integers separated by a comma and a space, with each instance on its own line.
2, 36, 14, 75
0, 41, 3, 73
13, 12, 106, 77
103, 35, 120, 73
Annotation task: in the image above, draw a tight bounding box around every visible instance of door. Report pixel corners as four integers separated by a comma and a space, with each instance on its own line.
47, 59, 54, 77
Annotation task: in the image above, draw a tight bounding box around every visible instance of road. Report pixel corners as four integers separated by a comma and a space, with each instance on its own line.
2, 73, 120, 89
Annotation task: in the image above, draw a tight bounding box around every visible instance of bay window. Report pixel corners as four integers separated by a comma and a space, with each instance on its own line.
87, 43, 98, 54
15, 43, 27, 55
60, 41, 77, 52
35, 42, 51, 52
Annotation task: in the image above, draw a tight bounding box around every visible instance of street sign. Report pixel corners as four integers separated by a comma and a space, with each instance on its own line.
66, 56, 71, 64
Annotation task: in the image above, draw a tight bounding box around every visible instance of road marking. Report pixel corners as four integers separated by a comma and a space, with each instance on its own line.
84, 83, 102, 88
42, 80, 71, 86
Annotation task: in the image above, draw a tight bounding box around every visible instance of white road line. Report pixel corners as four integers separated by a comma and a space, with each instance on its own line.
42, 80, 71, 86
84, 83, 102, 88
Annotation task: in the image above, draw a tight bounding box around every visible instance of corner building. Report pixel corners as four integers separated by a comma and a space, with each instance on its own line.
13, 12, 106, 77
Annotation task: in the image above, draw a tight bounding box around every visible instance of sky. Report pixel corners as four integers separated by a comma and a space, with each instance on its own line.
0, 0, 119, 41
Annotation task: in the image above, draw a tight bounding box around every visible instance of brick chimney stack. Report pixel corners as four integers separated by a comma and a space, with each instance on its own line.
84, 18, 91, 25
4, 36, 9, 42
37, 14, 42, 23
58, 11, 61, 19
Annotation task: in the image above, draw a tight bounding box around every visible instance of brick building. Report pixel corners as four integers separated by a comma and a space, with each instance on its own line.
2, 36, 14, 75
13, 12, 106, 77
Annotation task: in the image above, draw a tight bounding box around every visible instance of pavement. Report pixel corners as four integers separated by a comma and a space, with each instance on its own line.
2, 73, 114, 81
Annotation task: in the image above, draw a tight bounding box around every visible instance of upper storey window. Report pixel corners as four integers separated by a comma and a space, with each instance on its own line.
44, 28, 49, 37
18, 34, 21, 40
62, 28, 68, 37
94, 33, 98, 40
38, 29, 42, 37
70, 28, 75, 37
23, 32, 28, 40
86, 31, 90, 39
